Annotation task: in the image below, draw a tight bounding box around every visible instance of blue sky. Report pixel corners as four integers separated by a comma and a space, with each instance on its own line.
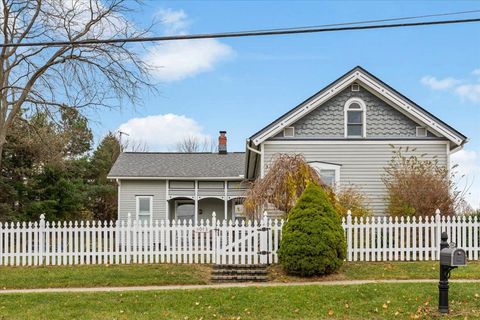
92, 1, 480, 208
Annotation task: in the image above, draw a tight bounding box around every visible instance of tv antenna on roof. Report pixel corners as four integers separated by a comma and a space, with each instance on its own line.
117, 130, 130, 150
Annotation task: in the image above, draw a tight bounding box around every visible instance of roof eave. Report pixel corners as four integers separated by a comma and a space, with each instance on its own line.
107, 176, 246, 180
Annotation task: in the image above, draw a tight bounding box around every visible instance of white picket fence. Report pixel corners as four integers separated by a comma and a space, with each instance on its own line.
342, 210, 480, 262
0, 210, 479, 266
0, 212, 283, 266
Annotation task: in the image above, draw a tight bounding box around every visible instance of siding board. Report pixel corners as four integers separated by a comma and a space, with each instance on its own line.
263, 142, 448, 215
119, 180, 166, 221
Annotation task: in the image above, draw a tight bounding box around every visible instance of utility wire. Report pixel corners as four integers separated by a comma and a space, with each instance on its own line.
1, 16, 480, 48
240, 9, 480, 32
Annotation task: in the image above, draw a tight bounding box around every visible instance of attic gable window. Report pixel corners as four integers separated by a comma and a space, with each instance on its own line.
344, 98, 366, 138
416, 127, 427, 137
283, 127, 295, 137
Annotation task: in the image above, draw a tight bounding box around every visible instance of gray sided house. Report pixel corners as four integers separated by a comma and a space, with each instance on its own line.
109, 66, 467, 220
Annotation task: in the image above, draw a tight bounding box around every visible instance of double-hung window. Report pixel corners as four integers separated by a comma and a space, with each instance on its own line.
345, 99, 366, 138
136, 196, 153, 223
309, 162, 341, 187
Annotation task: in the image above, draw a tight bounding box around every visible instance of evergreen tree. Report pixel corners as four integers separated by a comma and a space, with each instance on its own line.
278, 183, 346, 276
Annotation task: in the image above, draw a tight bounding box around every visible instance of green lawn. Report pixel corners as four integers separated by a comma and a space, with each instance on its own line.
0, 264, 210, 289
0, 261, 479, 289
270, 260, 480, 282
0, 282, 479, 319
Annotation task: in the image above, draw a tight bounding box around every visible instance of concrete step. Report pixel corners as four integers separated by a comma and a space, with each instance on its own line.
212, 264, 267, 270
211, 275, 268, 282
211, 269, 268, 275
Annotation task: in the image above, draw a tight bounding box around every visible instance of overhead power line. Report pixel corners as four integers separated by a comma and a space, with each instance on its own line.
1, 15, 480, 48
241, 9, 480, 32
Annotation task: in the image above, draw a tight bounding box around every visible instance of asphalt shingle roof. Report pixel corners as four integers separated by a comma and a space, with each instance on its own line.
108, 152, 245, 178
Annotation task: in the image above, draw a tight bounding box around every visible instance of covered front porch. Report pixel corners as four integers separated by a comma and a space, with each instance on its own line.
166, 179, 247, 222
167, 197, 245, 222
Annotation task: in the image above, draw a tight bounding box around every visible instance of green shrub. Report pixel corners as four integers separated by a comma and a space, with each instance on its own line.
278, 183, 346, 276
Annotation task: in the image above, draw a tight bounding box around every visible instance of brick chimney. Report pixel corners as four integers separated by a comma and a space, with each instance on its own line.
218, 131, 227, 154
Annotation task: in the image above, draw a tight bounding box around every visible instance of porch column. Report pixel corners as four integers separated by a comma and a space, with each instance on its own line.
194, 180, 198, 224
165, 179, 169, 220
224, 180, 228, 221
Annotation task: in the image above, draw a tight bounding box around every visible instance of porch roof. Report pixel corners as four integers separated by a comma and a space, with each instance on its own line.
108, 152, 246, 179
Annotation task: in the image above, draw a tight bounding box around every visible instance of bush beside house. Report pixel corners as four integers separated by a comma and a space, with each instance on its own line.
382, 146, 464, 217
278, 183, 346, 276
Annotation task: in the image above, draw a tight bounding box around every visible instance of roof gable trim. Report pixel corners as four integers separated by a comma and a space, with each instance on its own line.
252, 69, 464, 146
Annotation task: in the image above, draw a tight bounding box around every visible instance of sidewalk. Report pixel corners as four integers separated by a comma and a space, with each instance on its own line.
1, 279, 479, 294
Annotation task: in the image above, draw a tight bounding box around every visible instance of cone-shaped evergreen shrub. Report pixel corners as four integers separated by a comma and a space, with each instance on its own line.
278, 183, 346, 276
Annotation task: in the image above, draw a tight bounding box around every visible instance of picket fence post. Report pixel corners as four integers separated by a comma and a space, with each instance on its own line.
212, 212, 217, 264
346, 210, 352, 262
260, 211, 268, 264
126, 212, 132, 264
435, 209, 441, 260
39, 214, 46, 266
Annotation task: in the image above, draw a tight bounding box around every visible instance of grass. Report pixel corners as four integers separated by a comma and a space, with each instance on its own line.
0, 282, 479, 319
0, 264, 210, 289
0, 261, 479, 290
269, 260, 480, 282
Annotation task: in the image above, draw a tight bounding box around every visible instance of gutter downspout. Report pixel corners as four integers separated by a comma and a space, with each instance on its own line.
245, 139, 261, 181
246, 140, 261, 155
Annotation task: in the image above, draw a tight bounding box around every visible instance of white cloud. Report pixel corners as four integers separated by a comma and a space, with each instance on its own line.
420, 76, 461, 90
145, 39, 233, 82
145, 8, 234, 82
451, 149, 480, 209
118, 113, 211, 150
421, 68, 480, 104
455, 84, 480, 103
156, 8, 190, 35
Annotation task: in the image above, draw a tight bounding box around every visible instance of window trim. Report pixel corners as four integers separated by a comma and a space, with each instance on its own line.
135, 196, 153, 222
309, 161, 341, 187
283, 126, 295, 137
416, 126, 427, 137
344, 98, 367, 138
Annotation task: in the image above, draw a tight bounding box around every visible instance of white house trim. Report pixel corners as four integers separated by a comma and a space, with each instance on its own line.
309, 161, 341, 186
109, 176, 245, 180
344, 97, 367, 138
135, 196, 153, 223
117, 179, 121, 219
251, 68, 464, 146
165, 179, 169, 219
263, 140, 449, 145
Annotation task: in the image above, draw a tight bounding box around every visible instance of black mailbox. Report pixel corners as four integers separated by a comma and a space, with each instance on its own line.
440, 247, 467, 267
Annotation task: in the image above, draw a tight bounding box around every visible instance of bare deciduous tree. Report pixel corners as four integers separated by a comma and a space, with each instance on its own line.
175, 136, 216, 153
0, 0, 153, 168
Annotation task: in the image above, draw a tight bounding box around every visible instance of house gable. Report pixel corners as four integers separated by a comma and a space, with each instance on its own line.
249, 66, 466, 147
272, 84, 432, 139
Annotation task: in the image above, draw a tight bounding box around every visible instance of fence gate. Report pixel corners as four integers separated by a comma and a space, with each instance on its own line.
214, 216, 271, 265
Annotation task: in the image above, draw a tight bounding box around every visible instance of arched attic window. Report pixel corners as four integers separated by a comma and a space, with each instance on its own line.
344, 98, 366, 138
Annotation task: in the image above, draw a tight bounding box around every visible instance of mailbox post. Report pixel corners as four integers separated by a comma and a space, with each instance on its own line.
438, 232, 467, 314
